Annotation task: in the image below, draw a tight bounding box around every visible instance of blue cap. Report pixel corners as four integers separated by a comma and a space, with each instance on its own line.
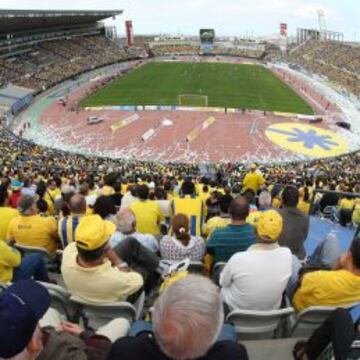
11, 180, 24, 190
0, 280, 51, 358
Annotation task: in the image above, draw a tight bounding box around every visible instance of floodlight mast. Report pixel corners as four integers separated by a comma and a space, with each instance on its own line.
318, 9, 327, 40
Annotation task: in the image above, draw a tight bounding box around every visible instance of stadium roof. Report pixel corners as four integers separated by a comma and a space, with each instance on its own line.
0, 9, 123, 34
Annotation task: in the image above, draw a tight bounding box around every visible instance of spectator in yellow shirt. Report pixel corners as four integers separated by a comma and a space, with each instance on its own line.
292, 237, 360, 311
199, 185, 211, 203
101, 173, 117, 196
170, 181, 206, 237
129, 185, 164, 236
298, 187, 311, 215
338, 195, 355, 226
7, 195, 59, 255
0, 185, 19, 241
0, 240, 50, 284
242, 164, 265, 194
352, 198, 360, 226
339, 196, 355, 210
44, 179, 61, 215
61, 215, 144, 303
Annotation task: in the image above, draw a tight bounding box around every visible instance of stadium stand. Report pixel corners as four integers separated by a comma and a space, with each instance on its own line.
0, 36, 131, 92
149, 42, 265, 59
150, 43, 201, 56
0, 10, 136, 94
1, 8, 360, 360
212, 44, 266, 58
289, 39, 360, 96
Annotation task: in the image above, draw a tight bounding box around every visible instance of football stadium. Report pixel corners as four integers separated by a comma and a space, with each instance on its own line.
0, 4, 360, 360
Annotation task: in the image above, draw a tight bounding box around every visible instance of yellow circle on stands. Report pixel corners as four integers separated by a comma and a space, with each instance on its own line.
265, 122, 348, 158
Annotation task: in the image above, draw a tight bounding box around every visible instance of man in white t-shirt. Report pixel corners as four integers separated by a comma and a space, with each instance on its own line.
220, 210, 292, 312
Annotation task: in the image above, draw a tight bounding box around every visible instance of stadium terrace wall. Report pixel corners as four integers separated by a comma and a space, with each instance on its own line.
11, 94, 34, 115
83, 105, 319, 119
0, 85, 34, 115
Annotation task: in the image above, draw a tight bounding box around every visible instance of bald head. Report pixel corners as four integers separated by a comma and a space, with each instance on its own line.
229, 196, 249, 221
115, 208, 136, 234
69, 194, 87, 215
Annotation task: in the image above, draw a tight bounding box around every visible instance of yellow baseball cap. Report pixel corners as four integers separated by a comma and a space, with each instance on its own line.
246, 211, 262, 226
250, 163, 257, 170
75, 215, 116, 251
256, 210, 283, 242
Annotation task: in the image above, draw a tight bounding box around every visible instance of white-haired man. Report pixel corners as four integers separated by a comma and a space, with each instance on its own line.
110, 208, 159, 253
107, 275, 248, 360
246, 189, 272, 226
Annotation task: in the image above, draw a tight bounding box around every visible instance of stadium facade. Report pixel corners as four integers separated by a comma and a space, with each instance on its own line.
0, 9, 123, 117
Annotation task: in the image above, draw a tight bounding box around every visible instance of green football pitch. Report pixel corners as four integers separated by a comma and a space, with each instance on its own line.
81, 62, 314, 114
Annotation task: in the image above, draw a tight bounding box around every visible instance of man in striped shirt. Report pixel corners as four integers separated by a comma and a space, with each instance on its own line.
207, 196, 256, 263
58, 194, 87, 248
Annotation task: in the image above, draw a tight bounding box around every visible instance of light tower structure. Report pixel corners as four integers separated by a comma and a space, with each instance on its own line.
317, 9, 327, 40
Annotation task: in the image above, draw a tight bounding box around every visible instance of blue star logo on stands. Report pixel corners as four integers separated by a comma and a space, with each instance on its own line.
265, 123, 348, 158
266, 127, 338, 150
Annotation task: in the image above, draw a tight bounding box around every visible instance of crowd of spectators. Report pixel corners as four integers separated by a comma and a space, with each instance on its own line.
0, 35, 134, 92
150, 44, 201, 56
149, 43, 265, 59
1, 43, 360, 355
212, 46, 265, 58
289, 40, 360, 97
2, 30, 360, 359
0, 110, 360, 357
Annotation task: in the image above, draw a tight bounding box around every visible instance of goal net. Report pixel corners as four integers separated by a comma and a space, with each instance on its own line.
178, 94, 208, 107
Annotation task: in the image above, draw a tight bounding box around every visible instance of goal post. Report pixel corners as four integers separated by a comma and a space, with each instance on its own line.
178, 94, 208, 107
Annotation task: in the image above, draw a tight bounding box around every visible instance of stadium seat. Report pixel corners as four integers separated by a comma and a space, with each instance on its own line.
226, 307, 294, 339
13, 244, 58, 271
70, 291, 145, 329
242, 338, 302, 360
319, 206, 335, 220
290, 303, 359, 337
38, 282, 78, 322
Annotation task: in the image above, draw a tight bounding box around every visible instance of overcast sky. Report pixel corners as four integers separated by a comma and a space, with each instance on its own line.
1, 0, 359, 40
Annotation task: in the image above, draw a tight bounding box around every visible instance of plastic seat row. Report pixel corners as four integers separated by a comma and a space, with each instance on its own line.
226, 303, 358, 339
41, 281, 358, 339
38, 282, 145, 330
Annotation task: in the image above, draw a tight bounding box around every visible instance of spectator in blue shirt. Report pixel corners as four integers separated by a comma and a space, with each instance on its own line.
206, 196, 256, 263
